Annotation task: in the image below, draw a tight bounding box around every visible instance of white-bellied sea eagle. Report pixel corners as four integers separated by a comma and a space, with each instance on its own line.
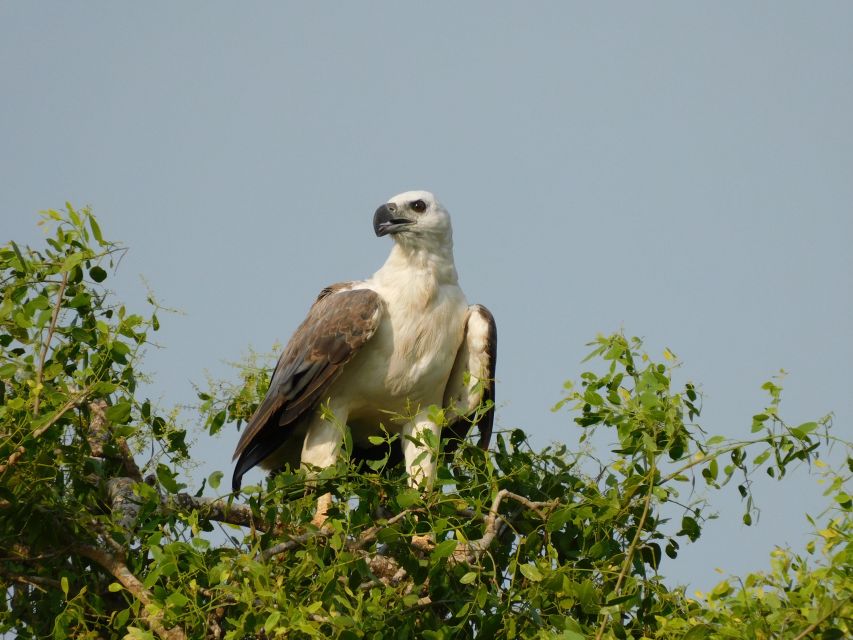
231, 191, 496, 507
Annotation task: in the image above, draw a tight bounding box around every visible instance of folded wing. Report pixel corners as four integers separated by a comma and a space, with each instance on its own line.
442, 304, 497, 453
231, 285, 383, 491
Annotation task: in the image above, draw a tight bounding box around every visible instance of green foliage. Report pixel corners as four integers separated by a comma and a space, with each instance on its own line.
1, 207, 850, 640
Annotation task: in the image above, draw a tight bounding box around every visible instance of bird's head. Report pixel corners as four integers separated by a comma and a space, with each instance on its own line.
373, 191, 452, 246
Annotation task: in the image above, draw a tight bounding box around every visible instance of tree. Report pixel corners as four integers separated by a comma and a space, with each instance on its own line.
1, 206, 850, 639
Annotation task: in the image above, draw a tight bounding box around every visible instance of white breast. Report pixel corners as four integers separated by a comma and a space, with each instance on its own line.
340, 270, 467, 413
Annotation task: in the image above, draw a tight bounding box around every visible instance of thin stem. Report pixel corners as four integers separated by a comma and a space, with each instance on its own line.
791, 599, 847, 640
33, 271, 67, 416
594, 461, 656, 640
32, 384, 96, 438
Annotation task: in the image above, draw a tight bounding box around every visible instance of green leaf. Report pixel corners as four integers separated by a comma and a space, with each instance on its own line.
0, 363, 17, 378
396, 488, 420, 509
682, 624, 713, 640
107, 582, 123, 592
264, 611, 281, 635
678, 516, 701, 542
459, 571, 477, 585
208, 470, 223, 490
89, 266, 107, 282
67, 292, 91, 308
546, 507, 574, 533
105, 401, 132, 424
165, 591, 189, 610
10, 241, 27, 273
60, 251, 86, 273
431, 539, 458, 560
402, 593, 420, 607
791, 421, 818, 439
60, 576, 69, 597
66, 203, 80, 227
89, 216, 105, 245
367, 435, 385, 445
156, 463, 184, 493
209, 409, 226, 434
605, 593, 635, 606
91, 381, 118, 395
753, 450, 771, 466
519, 564, 543, 582
0, 298, 13, 320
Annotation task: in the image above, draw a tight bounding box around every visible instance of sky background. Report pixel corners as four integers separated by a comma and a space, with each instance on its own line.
2, 3, 851, 592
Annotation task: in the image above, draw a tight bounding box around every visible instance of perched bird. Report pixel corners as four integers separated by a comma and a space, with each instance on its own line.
231, 191, 496, 510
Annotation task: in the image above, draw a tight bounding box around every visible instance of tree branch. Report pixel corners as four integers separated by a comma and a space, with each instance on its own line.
164, 492, 269, 531
0, 445, 25, 475
32, 384, 96, 438
73, 543, 187, 640
87, 398, 143, 481
453, 489, 556, 563
260, 528, 332, 561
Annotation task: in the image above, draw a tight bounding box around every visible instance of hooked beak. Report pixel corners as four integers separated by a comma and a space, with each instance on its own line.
373, 203, 414, 237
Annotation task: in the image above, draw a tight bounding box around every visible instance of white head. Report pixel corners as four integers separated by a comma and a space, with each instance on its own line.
373, 191, 453, 249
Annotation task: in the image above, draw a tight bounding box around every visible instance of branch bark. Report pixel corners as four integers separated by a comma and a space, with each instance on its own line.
164, 492, 268, 531
0, 445, 25, 475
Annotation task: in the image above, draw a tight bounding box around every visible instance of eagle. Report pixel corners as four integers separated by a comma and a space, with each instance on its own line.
231, 191, 496, 506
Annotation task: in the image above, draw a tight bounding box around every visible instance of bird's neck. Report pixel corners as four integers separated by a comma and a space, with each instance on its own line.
376, 237, 459, 287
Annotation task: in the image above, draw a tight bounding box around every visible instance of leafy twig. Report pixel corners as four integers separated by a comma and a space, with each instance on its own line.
32, 384, 96, 438
33, 271, 67, 416
594, 462, 656, 640
791, 599, 848, 640
165, 493, 267, 531
260, 528, 332, 561
73, 543, 187, 640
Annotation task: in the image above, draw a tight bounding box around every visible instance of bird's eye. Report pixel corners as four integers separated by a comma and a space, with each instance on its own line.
410, 199, 427, 213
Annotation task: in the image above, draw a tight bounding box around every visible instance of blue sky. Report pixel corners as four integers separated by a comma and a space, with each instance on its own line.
2, 3, 851, 591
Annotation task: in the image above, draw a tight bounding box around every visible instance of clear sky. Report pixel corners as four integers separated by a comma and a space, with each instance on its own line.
2, 3, 851, 591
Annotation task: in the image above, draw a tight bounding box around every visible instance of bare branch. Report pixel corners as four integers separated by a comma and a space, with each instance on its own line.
451, 489, 557, 564
0, 445, 25, 475
6, 574, 62, 591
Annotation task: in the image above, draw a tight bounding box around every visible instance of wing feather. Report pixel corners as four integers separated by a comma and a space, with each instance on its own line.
442, 304, 497, 454
231, 285, 383, 490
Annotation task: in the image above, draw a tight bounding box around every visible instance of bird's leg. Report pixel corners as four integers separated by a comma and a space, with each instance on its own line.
401, 412, 441, 491
301, 409, 347, 528
311, 492, 333, 528
401, 412, 441, 551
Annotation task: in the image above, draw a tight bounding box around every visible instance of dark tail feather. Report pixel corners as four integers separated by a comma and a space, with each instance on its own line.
232, 441, 271, 492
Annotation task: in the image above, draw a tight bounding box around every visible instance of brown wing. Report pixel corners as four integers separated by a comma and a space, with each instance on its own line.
442, 304, 497, 454
231, 285, 383, 491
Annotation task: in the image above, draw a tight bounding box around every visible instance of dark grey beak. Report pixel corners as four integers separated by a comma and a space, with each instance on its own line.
373, 203, 413, 237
